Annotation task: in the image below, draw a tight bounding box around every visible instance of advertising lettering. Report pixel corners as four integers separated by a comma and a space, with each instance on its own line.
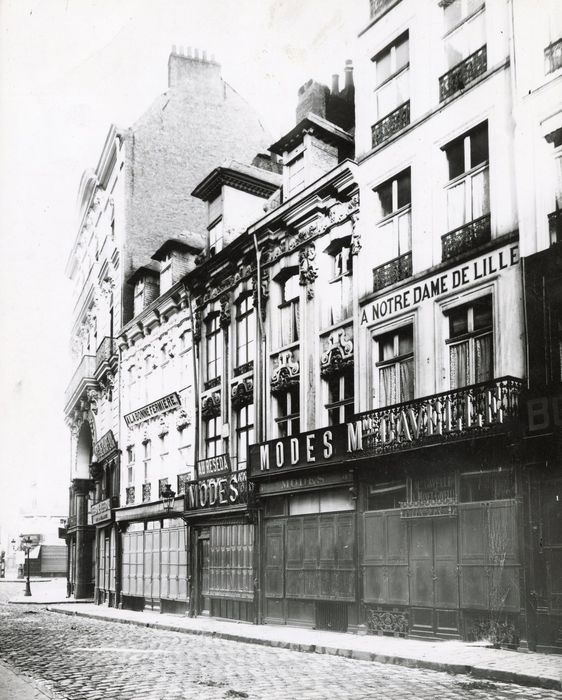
124, 393, 181, 427
185, 473, 241, 510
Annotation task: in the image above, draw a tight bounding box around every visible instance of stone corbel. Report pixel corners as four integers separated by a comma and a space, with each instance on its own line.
299, 243, 318, 299
320, 329, 354, 378
271, 350, 299, 394
220, 294, 232, 329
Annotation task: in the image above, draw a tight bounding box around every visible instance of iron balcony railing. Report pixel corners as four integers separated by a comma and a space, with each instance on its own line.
65, 355, 96, 404
442, 213, 491, 261
373, 251, 412, 293
371, 101, 410, 148
439, 46, 487, 102
545, 38, 562, 75
548, 209, 562, 245
95, 336, 116, 371
370, 0, 401, 21
353, 376, 523, 457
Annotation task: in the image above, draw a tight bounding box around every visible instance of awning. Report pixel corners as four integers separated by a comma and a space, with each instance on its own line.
29, 545, 41, 560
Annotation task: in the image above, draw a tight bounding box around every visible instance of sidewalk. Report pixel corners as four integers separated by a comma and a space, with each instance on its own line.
29, 599, 559, 692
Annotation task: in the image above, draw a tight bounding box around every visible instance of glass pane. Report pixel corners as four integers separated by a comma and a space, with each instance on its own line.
470, 168, 489, 219
473, 296, 492, 330
290, 493, 319, 515
449, 307, 468, 337
320, 488, 354, 513
376, 80, 395, 119
343, 372, 354, 399
379, 365, 397, 405
395, 69, 409, 106
378, 218, 399, 261
328, 376, 341, 403
470, 123, 489, 168
444, 0, 462, 33
284, 275, 300, 302
399, 327, 413, 355
395, 35, 409, 72
398, 210, 412, 253
400, 357, 414, 401
377, 180, 393, 217
397, 170, 411, 207
376, 49, 392, 86
379, 333, 395, 361
447, 180, 466, 230
450, 341, 469, 388
475, 333, 493, 382
328, 407, 340, 426
447, 138, 465, 179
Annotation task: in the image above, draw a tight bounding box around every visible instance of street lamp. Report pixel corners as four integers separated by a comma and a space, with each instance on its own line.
20, 536, 33, 597
161, 483, 176, 513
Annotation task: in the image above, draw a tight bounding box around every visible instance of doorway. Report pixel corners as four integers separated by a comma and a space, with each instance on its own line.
198, 531, 210, 615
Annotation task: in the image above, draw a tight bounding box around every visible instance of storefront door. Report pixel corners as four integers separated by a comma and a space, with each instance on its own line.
198, 531, 210, 615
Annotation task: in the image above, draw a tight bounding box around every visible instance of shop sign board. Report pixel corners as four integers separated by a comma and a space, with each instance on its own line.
91, 498, 113, 525
124, 393, 181, 427
258, 469, 352, 496
250, 377, 522, 478
399, 474, 458, 519
94, 430, 117, 461
525, 394, 562, 433
197, 454, 231, 479
184, 472, 244, 510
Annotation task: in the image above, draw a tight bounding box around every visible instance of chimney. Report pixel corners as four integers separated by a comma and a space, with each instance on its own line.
167, 46, 221, 89
296, 79, 330, 123
343, 60, 354, 96
331, 73, 340, 95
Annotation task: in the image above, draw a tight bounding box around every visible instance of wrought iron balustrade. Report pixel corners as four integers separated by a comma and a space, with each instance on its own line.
204, 376, 221, 391
125, 486, 135, 505
353, 376, 523, 457
373, 252, 412, 293
548, 209, 562, 245
142, 483, 151, 503
65, 355, 96, 404
441, 213, 491, 261
439, 46, 487, 102
545, 38, 562, 74
96, 336, 116, 370
370, 0, 401, 20
234, 360, 254, 377
158, 478, 169, 498
371, 101, 410, 148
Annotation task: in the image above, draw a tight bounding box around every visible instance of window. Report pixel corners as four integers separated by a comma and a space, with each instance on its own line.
142, 440, 151, 482
275, 388, 300, 437
447, 295, 493, 388
159, 434, 168, 478
209, 219, 224, 254
443, 0, 485, 68
236, 404, 255, 471
367, 482, 407, 511
126, 446, 135, 486
444, 122, 489, 231
289, 488, 354, 515
144, 355, 153, 402
326, 372, 354, 425
205, 416, 222, 458
236, 296, 255, 368
326, 245, 353, 326
460, 469, 515, 502
375, 325, 414, 406
287, 153, 305, 196
128, 365, 137, 411
278, 273, 300, 347
374, 168, 411, 262
373, 32, 409, 120
160, 344, 169, 393
206, 315, 222, 381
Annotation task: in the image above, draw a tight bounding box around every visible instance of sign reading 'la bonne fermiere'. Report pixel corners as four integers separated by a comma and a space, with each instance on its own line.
124, 393, 181, 427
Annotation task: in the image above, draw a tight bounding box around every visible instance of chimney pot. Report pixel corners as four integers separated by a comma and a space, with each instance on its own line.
344, 60, 354, 91
331, 73, 339, 94
202, 50, 207, 62
172, 44, 177, 55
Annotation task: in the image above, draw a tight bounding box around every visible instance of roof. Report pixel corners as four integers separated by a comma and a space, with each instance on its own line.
269, 112, 353, 156
151, 233, 205, 261
126, 262, 161, 285
191, 160, 282, 202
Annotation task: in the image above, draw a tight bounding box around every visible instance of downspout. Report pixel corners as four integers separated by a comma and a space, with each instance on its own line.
521, 257, 530, 391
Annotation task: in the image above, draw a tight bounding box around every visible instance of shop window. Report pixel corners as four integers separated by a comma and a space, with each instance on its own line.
236, 404, 255, 471
142, 440, 151, 481
275, 387, 300, 438
374, 168, 412, 263
373, 31, 409, 121
444, 122, 489, 232
278, 273, 300, 348
375, 325, 414, 406
326, 371, 354, 425
236, 295, 255, 368
459, 470, 515, 502
126, 446, 135, 486
327, 244, 353, 325
205, 416, 222, 458
289, 488, 354, 515
287, 153, 305, 196
205, 314, 222, 382
265, 496, 286, 517
447, 295, 493, 388
367, 482, 407, 510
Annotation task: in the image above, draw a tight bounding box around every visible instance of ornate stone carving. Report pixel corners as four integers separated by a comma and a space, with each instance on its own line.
231, 377, 254, 409
142, 425, 150, 444
86, 389, 99, 414
192, 309, 202, 343
252, 274, 269, 321
351, 211, 361, 255
220, 294, 232, 329
157, 416, 169, 438
176, 408, 191, 431
299, 243, 318, 299
201, 391, 221, 420
321, 329, 354, 378
89, 461, 104, 481
366, 607, 409, 637
271, 351, 299, 394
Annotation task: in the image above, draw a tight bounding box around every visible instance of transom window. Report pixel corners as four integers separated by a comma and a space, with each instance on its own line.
447, 295, 493, 388
275, 387, 300, 438
326, 371, 354, 425
236, 295, 255, 368
278, 273, 300, 347
375, 325, 414, 406
236, 404, 255, 471
373, 31, 409, 120
206, 314, 222, 381
205, 416, 222, 459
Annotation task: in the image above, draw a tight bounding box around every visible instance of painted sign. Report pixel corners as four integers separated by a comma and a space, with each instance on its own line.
249, 377, 521, 478
258, 470, 352, 496
94, 431, 117, 461
360, 243, 519, 326
90, 498, 113, 525
124, 393, 181, 427
185, 472, 244, 510
197, 454, 231, 479
526, 394, 562, 432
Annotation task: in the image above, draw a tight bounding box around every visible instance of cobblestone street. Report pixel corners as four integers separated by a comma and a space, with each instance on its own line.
0, 588, 560, 700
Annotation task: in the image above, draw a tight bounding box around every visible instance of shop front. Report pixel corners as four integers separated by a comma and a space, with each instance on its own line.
183, 458, 256, 622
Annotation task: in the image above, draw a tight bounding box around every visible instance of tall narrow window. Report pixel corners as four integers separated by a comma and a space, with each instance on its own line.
236, 296, 255, 368
208, 193, 223, 254
327, 245, 353, 326
142, 440, 151, 482
443, 0, 485, 68
444, 122, 489, 232
205, 416, 222, 458
278, 274, 300, 348
236, 404, 255, 471
206, 315, 222, 382
376, 326, 414, 406
159, 434, 168, 478
326, 372, 354, 425
447, 296, 493, 388
127, 446, 135, 486
144, 355, 153, 402
374, 168, 412, 263
275, 388, 300, 437
373, 32, 409, 121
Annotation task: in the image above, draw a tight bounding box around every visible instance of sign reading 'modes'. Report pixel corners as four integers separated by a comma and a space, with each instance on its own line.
184, 472, 243, 510
249, 377, 522, 478
124, 393, 181, 427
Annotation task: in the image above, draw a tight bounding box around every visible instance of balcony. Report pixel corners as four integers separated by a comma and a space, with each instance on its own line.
371, 101, 410, 149
441, 213, 491, 262
354, 376, 523, 457
548, 209, 562, 245
95, 336, 117, 377
545, 38, 562, 75
373, 252, 412, 293
439, 46, 487, 102
370, 0, 401, 21
64, 355, 96, 409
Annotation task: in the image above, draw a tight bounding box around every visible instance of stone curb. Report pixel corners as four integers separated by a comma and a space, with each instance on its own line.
0, 659, 67, 700
46, 607, 562, 692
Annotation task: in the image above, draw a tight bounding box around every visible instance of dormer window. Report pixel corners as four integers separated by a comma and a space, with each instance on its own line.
133, 279, 145, 316
287, 153, 305, 196
208, 193, 223, 254
160, 252, 173, 290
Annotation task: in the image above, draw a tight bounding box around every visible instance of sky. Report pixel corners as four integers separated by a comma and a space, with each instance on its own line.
0, 0, 360, 538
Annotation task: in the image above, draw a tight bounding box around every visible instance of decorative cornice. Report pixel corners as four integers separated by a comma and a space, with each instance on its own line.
201, 391, 221, 420
320, 329, 354, 378
271, 350, 300, 394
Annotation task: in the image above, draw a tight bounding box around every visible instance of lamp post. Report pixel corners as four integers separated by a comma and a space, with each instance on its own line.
21, 536, 33, 596
161, 483, 176, 513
